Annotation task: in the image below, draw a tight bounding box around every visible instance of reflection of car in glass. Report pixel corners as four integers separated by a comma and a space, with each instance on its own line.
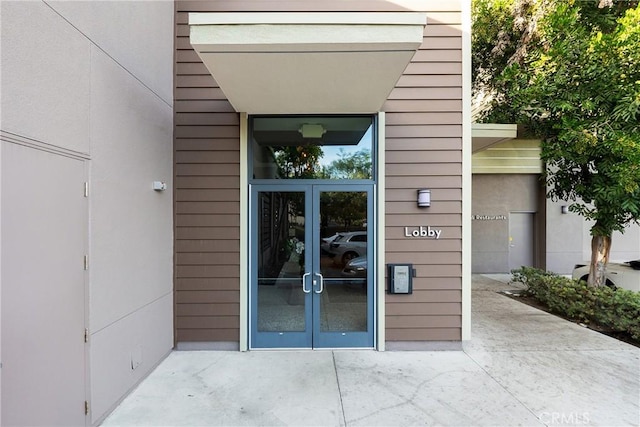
572, 260, 640, 292
328, 231, 367, 265
320, 233, 340, 255
341, 255, 367, 278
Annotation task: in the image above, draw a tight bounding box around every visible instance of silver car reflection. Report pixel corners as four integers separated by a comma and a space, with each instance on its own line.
341, 255, 367, 278
328, 231, 367, 265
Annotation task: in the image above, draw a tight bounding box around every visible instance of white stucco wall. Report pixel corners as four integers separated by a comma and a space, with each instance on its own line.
1, 1, 91, 154
87, 42, 173, 423
47, 0, 174, 106
582, 222, 640, 264
1, 1, 174, 424
546, 198, 640, 273
545, 199, 584, 273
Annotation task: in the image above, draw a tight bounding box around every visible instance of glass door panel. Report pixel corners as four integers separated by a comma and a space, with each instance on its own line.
251, 185, 373, 349
313, 187, 374, 348
251, 188, 311, 348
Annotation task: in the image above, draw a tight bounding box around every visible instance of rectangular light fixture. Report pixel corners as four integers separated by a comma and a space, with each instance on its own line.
299, 124, 326, 139
417, 189, 431, 207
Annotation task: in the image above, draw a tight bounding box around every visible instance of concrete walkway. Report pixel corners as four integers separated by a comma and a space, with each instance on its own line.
102, 275, 639, 426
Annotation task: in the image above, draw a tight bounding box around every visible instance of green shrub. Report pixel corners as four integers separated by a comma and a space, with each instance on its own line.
511, 267, 640, 341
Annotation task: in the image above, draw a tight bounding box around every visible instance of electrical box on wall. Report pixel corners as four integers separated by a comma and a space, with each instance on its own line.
387, 264, 415, 294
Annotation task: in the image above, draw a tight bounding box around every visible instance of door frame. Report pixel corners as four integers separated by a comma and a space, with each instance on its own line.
239, 113, 387, 351
248, 184, 375, 349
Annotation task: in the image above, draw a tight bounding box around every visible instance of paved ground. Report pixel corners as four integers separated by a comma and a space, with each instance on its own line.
102, 275, 639, 426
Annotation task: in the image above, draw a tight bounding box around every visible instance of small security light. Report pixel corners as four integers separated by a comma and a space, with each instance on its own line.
417, 189, 431, 208
561, 205, 569, 214
153, 181, 167, 191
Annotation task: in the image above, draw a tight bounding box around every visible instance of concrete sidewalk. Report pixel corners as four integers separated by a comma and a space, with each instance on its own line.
102, 276, 639, 426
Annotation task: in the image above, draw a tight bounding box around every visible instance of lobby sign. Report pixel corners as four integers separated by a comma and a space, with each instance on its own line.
404, 226, 442, 239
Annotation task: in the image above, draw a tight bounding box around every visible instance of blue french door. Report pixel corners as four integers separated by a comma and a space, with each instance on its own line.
250, 184, 374, 349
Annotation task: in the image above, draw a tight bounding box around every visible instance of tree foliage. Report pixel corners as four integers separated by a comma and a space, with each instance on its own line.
275, 145, 324, 178
320, 150, 371, 231
473, 0, 640, 284
532, 3, 640, 238
322, 149, 372, 180
321, 191, 367, 230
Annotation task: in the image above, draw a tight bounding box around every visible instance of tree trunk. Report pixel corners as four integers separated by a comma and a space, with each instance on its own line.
588, 234, 612, 287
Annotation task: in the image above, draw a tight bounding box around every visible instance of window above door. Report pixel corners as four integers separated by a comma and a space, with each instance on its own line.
250, 115, 375, 181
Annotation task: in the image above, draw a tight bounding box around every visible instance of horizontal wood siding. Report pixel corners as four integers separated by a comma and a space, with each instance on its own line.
174, 0, 463, 344
383, 5, 463, 342
175, 0, 238, 344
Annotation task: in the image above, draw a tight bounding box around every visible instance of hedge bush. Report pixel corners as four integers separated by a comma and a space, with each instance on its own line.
511, 267, 640, 341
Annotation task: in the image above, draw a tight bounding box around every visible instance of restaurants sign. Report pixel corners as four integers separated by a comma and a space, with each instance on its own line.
472, 214, 507, 221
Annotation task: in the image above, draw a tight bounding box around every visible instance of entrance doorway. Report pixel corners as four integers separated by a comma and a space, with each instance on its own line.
248, 115, 377, 349
250, 185, 374, 348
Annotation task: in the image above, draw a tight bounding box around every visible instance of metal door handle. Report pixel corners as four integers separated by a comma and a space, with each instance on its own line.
314, 272, 324, 294
302, 272, 311, 293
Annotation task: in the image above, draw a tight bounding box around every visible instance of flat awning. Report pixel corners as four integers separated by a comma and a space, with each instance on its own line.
471, 123, 518, 153
189, 12, 427, 114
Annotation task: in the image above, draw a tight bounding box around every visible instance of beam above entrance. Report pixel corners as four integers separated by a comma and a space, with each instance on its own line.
471, 123, 518, 153
188, 12, 427, 114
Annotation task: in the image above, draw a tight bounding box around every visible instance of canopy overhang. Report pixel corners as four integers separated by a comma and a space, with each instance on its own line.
471, 123, 518, 153
189, 12, 427, 114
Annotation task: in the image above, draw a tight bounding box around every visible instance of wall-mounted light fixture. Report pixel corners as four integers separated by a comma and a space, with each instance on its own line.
417, 189, 431, 208
561, 205, 569, 214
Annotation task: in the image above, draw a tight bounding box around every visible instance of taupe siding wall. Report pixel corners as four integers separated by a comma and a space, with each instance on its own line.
174, 0, 464, 343
175, 1, 239, 342
384, 7, 463, 342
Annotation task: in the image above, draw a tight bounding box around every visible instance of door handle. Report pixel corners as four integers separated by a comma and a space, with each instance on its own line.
302, 272, 311, 293
314, 272, 324, 294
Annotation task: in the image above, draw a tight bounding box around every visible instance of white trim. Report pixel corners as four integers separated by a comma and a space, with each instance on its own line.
471, 123, 518, 153
239, 113, 249, 351
471, 123, 517, 137
461, 0, 472, 342
376, 112, 386, 351
189, 12, 427, 26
